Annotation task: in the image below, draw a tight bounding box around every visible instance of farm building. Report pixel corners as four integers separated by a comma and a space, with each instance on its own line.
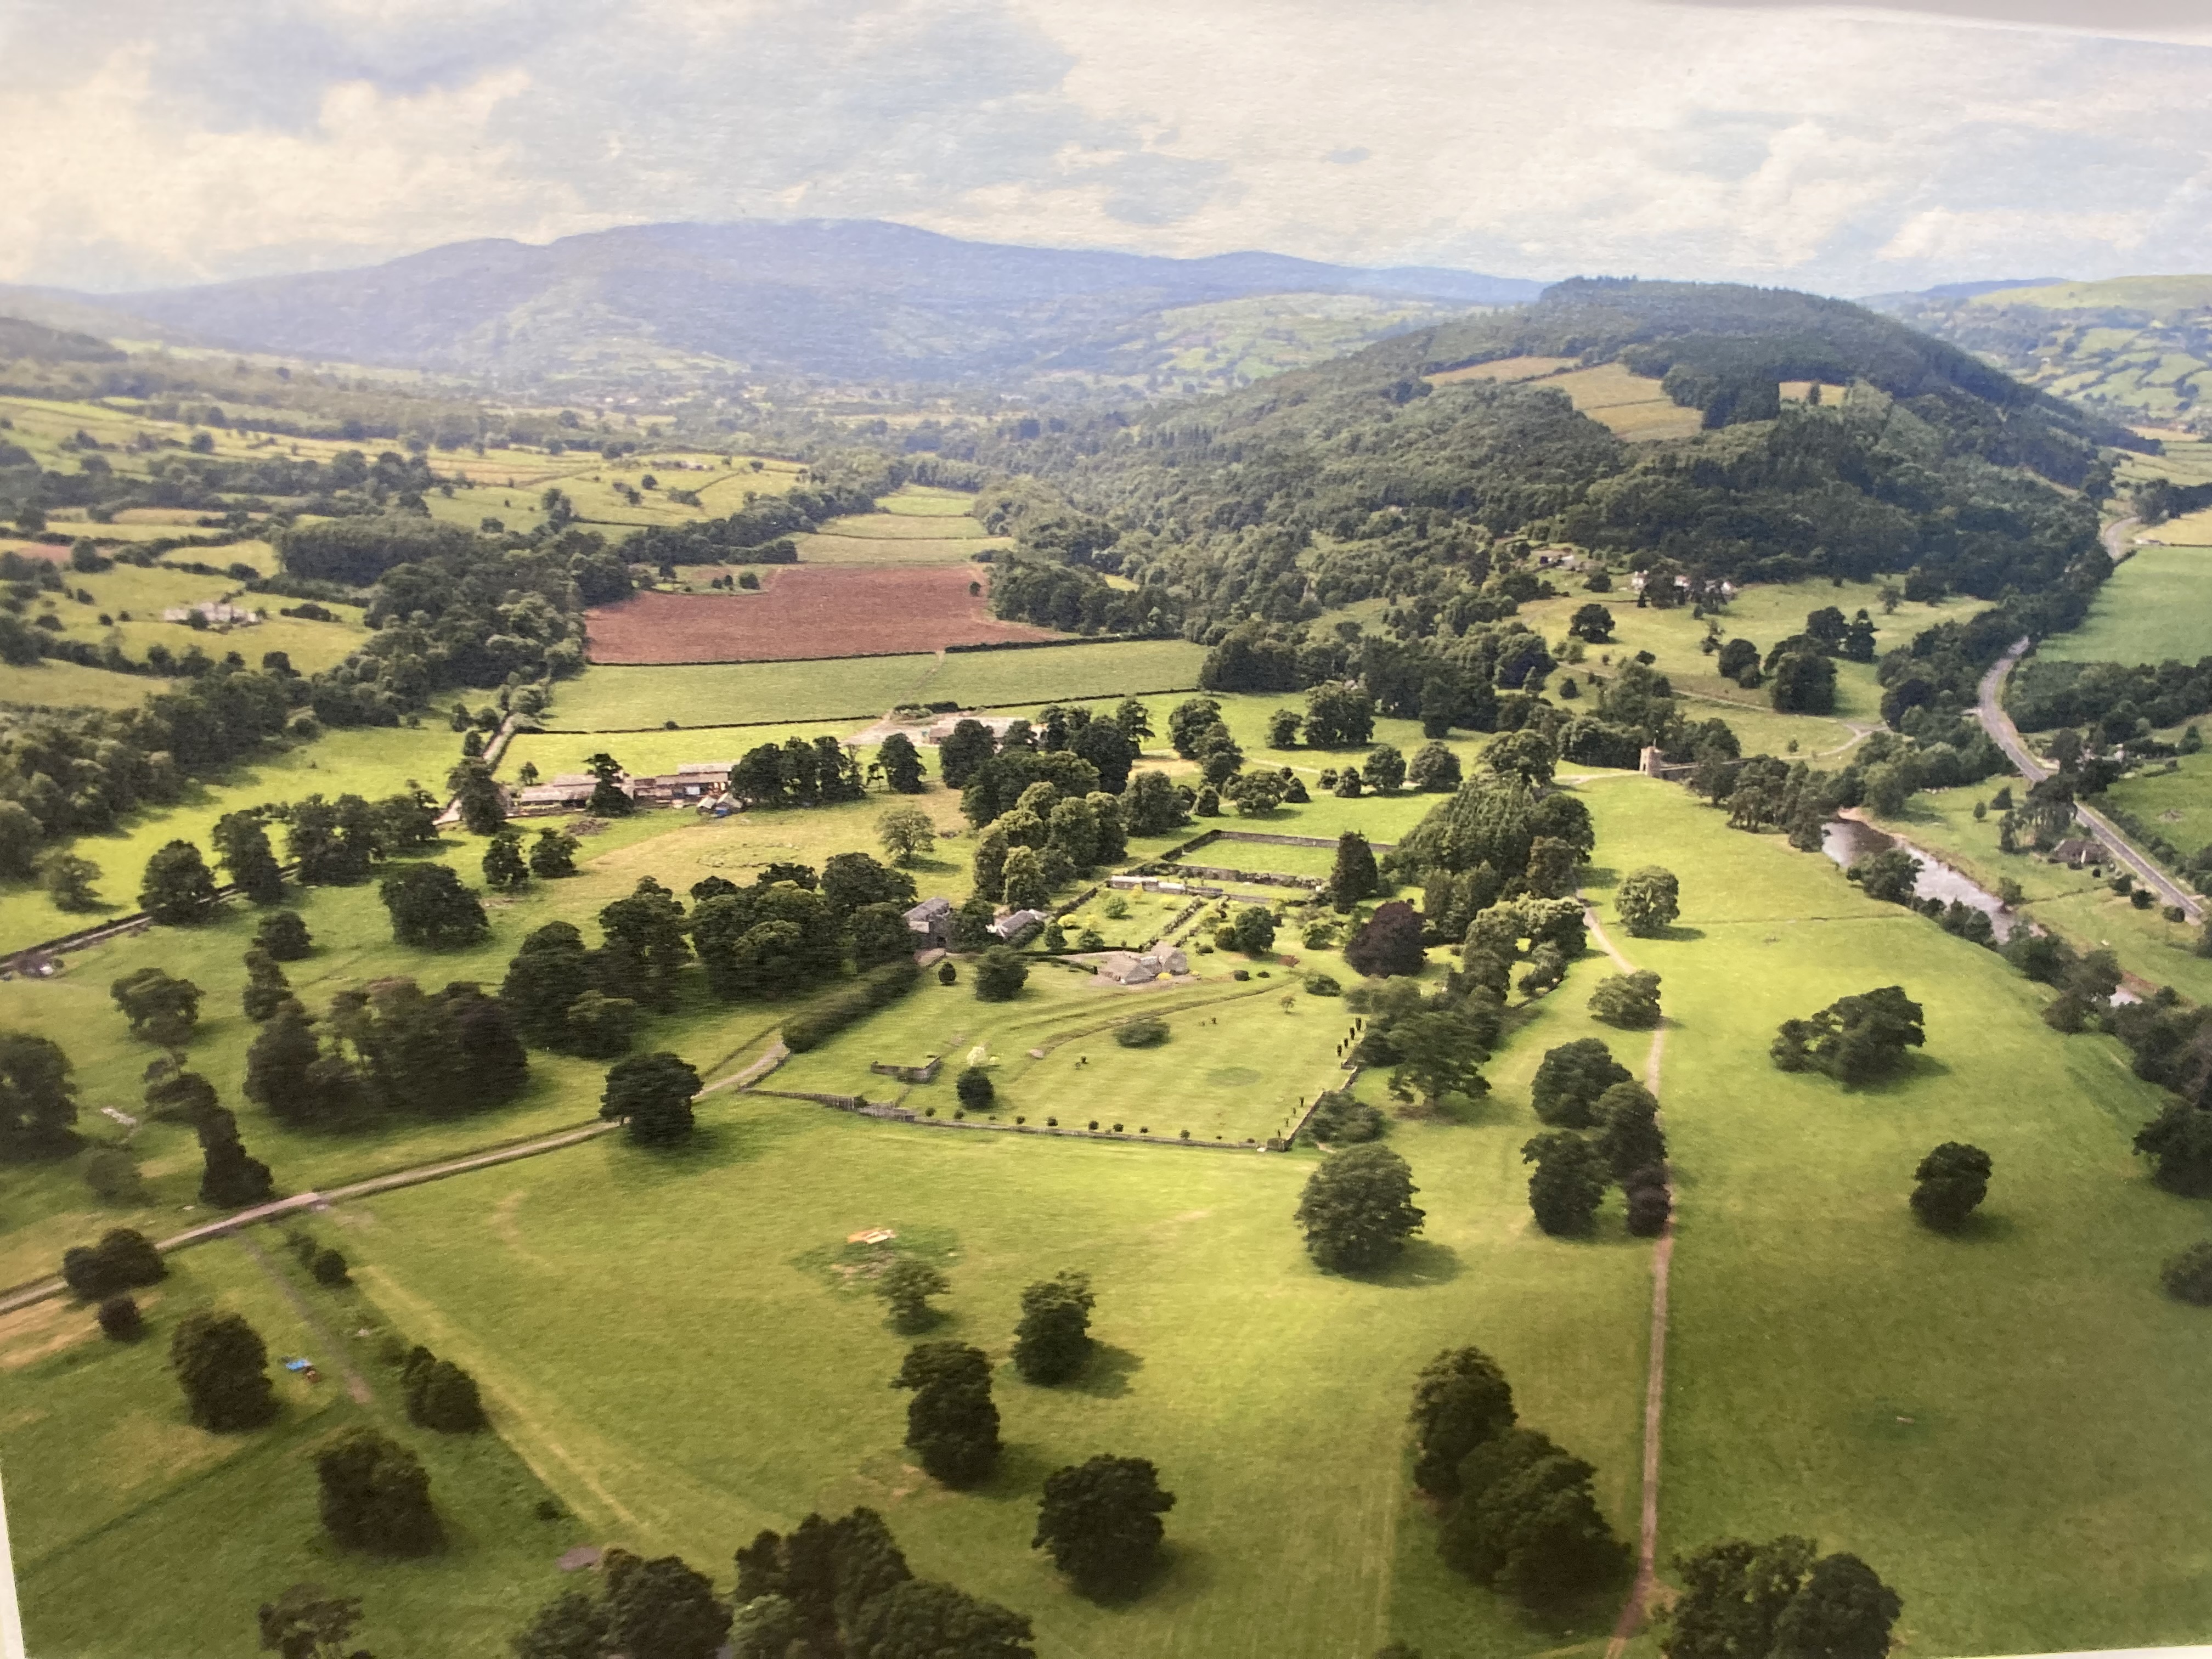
631, 763, 733, 806
1097, 947, 1189, 985
923, 713, 1024, 744
904, 896, 955, 949
515, 774, 600, 814
161, 600, 262, 625
991, 908, 1048, 944
2050, 838, 2104, 868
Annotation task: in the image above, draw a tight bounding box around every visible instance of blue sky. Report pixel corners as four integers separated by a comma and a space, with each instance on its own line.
3, 0, 2210, 295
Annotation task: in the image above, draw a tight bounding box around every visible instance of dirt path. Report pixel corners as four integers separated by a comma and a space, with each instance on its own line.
0, 1119, 623, 1319
1582, 896, 1677, 1658
234, 1232, 373, 1406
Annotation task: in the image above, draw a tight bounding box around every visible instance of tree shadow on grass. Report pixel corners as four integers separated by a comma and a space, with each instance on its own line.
1654, 922, 1707, 943
1357, 1237, 1463, 1289
1068, 1342, 1144, 1400
1061, 1539, 1208, 1611
599, 1115, 792, 1190
1847, 1050, 1954, 1096
1926, 1208, 2017, 1245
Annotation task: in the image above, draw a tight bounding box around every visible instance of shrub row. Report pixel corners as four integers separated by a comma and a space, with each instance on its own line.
782, 959, 921, 1053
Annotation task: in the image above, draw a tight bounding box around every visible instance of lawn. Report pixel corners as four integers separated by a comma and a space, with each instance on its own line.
771, 956, 1347, 1148
2036, 544, 2212, 665
1578, 778, 2212, 1658
923, 641, 1209, 708
2102, 751, 2212, 867
0, 723, 465, 952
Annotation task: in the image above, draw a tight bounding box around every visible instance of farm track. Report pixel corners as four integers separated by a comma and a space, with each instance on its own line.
234, 1231, 373, 1405
1582, 898, 1674, 1659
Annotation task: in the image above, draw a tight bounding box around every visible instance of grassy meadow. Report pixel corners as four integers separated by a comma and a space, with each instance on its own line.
0, 718, 2206, 1655
537, 641, 1210, 732
2037, 543, 2212, 665
1579, 780, 2212, 1656
1860, 785, 2212, 1003
0, 723, 465, 952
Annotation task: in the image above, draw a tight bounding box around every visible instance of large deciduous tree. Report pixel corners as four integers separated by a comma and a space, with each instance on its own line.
171, 1308, 276, 1431
1409, 1346, 1517, 1496
1522, 1131, 1610, 1235
0, 1031, 78, 1159
1296, 1144, 1425, 1272
212, 810, 285, 905
378, 864, 490, 950
1910, 1142, 1991, 1231
1440, 1426, 1627, 1606
1346, 901, 1426, 978
1614, 866, 1680, 935
1771, 986, 1925, 1084
1032, 1455, 1175, 1598
140, 839, 221, 925
601, 1052, 700, 1144
315, 1426, 442, 1555
111, 967, 202, 1048
894, 1341, 1000, 1486
1012, 1271, 1095, 1384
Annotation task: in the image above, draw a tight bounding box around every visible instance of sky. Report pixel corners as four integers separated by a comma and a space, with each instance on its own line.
3, 0, 2211, 296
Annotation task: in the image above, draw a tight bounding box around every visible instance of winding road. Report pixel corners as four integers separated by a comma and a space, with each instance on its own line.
1975, 637, 2203, 924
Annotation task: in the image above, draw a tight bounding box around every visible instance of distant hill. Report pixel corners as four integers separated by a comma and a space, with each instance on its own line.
988, 276, 2120, 636
1867, 274, 2212, 430
8, 220, 1544, 389
0, 316, 124, 364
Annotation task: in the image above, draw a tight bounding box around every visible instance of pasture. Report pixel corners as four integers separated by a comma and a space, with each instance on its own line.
540, 657, 941, 728
0, 658, 171, 712
193, 946, 1652, 1659
1580, 779, 2212, 1655
1864, 783, 2212, 1004
2038, 544, 2212, 665
0, 722, 462, 951
583, 569, 1053, 664
538, 640, 1210, 731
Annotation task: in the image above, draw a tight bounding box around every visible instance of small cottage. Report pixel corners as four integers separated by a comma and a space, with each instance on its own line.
905, 896, 955, 949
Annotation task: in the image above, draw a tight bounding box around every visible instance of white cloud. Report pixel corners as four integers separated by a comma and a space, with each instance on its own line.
2, 0, 2211, 294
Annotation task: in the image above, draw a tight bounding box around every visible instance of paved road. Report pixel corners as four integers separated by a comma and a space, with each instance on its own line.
2103, 514, 2141, 562
1976, 637, 2203, 924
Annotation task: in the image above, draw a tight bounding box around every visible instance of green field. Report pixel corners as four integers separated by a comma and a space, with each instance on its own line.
0, 658, 171, 712
2038, 544, 2212, 665
1580, 780, 2212, 1655
1861, 785, 2212, 1002
0, 1215, 584, 1659
69, 950, 1655, 1659
2103, 751, 2212, 868
1517, 574, 1970, 741
773, 964, 1341, 1146
0, 723, 465, 951
540, 658, 942, 729
540, 642, 1210, 732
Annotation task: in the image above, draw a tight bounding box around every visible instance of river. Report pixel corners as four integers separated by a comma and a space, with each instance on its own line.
1820, 817, 2029, 941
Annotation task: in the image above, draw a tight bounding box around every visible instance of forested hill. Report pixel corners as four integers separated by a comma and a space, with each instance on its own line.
967, 278, 2120, 638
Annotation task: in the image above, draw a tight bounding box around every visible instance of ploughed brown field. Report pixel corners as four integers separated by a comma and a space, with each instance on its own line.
582, 565, 1056, 663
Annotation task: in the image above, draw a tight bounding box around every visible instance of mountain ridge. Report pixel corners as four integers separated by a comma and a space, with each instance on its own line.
0, 218, 1546, 390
